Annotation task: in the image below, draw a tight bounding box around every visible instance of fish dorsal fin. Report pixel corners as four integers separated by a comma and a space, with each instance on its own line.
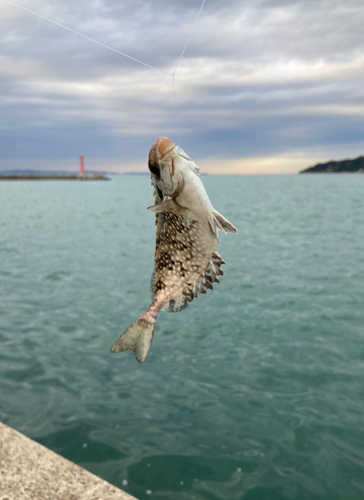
162, 251, 226, 313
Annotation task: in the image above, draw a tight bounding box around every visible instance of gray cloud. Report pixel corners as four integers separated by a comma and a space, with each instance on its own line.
0, 0, 364, 173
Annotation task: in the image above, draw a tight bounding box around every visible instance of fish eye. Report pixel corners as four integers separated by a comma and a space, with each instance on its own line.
148, 161, 160, 178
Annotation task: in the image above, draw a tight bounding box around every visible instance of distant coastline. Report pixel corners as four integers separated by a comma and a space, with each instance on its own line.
300, 155, 364, 174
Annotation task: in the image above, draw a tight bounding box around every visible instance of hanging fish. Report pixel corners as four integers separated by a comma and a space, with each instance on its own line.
111, 137, 237, 363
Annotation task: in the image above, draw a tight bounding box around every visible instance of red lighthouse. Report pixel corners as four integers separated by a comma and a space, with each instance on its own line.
79, 155, 85, 175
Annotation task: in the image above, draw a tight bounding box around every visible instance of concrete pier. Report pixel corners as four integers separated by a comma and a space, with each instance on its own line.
0, 422, 137, 500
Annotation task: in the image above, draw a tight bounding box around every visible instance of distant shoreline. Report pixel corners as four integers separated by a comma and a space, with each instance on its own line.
0, 174, 109, 181
300, 155, 364, 174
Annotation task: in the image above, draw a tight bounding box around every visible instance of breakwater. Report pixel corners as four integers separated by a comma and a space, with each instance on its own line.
0, 174, 109, 181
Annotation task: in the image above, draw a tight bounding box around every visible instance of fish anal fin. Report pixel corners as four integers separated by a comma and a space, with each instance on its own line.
163, 293, 192, 313
213, 211, 237, 234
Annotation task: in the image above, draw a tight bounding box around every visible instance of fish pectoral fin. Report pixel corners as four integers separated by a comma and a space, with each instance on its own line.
147, 203, 164, 213
147, 199, 177, 213
148, 200, 182, 215
212, 210, 237, 234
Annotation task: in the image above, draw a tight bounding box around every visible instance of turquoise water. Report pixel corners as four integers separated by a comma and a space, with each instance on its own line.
1, 175, 364, 500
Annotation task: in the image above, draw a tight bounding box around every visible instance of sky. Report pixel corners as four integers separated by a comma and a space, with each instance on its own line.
1, 0, 364, 174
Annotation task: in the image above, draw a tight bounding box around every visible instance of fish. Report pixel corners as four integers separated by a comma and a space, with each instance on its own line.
110, 137, 237, 363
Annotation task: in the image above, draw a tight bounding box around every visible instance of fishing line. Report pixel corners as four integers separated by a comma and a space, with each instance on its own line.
4, 0, 172, 76
171, 0, 206, 143
4, 0, 207, 141
172, 75, 181, 146
173, 0, 206, 76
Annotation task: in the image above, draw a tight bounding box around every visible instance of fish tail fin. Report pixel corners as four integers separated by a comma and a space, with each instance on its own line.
110, 314, 156, 363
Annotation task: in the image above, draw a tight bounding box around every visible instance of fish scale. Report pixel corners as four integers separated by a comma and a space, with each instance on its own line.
151, 211, 210, 305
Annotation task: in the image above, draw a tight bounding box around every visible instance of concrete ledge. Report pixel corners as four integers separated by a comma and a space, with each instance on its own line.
0, 422, 137, 500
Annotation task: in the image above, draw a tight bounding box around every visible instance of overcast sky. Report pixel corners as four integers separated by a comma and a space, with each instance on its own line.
1, 0, 364, 174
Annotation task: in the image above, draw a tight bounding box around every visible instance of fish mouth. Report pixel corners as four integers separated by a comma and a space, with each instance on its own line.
148, 160, 160, 178
149, 137, 179, 198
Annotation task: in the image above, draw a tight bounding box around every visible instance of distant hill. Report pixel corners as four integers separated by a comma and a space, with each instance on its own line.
300, 156, 364, 174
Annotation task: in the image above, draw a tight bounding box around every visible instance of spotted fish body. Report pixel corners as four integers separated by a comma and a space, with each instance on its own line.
111, 138, 237, 363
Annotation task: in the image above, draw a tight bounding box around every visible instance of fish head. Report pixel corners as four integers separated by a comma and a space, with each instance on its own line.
149, 137, 199, 197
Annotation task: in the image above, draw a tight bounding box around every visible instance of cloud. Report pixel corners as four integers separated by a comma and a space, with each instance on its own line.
1, 0, 364, 173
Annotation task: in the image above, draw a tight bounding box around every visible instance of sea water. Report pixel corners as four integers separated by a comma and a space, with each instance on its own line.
0, 174, 364, 500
